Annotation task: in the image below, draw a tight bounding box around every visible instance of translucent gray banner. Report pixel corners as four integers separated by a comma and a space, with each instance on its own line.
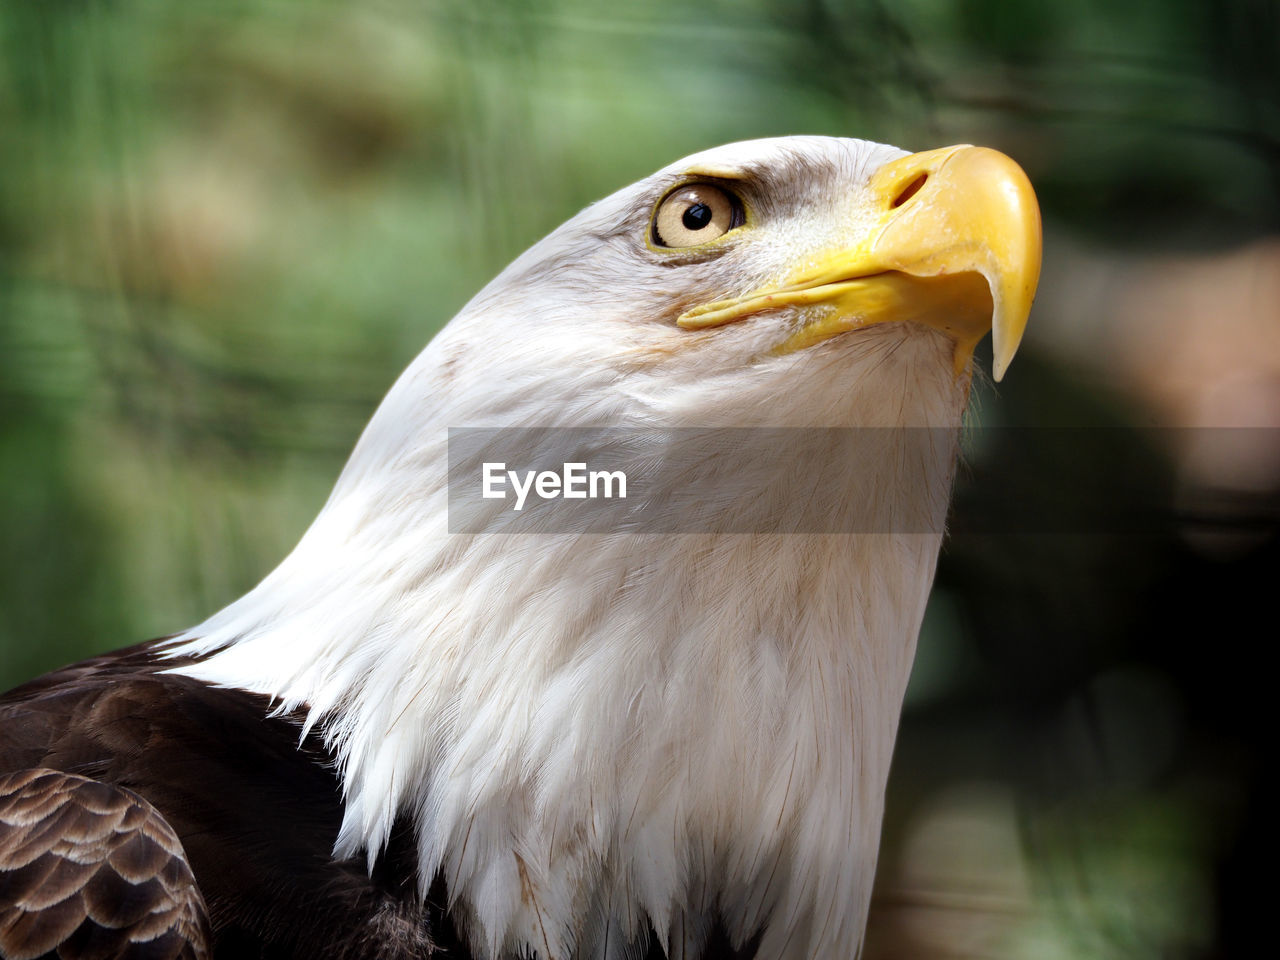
446, 427, 1280, 535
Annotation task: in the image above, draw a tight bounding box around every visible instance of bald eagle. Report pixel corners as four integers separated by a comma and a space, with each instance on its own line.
0, 137, 1039, 960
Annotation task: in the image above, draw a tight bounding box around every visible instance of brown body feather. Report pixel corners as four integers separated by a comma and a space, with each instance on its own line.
0, 642, 455, 960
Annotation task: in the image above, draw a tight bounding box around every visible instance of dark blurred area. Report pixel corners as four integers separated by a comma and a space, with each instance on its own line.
1, 1, 1276, 957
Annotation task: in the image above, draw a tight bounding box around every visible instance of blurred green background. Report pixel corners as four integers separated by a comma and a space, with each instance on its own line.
2, 1, 1276, 957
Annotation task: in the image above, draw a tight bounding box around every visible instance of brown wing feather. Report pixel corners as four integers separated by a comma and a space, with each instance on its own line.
0, 768, 210, 960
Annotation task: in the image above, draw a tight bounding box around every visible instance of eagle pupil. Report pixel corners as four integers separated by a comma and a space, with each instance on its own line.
682, 202, 712, 230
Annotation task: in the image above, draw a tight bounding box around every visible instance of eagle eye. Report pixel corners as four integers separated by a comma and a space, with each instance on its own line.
652, 183, 743, 249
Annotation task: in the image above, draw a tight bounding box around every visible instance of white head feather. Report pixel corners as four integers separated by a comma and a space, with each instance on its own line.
171, 137, 970, 960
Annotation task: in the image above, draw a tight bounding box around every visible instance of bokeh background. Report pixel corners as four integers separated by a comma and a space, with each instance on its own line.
2, 1, 1276, 957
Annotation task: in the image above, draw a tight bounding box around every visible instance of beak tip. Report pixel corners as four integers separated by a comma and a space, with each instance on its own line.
990, 326, 1025, 383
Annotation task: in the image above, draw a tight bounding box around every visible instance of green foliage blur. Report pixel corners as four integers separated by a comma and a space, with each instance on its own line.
2, 1, 1275, 957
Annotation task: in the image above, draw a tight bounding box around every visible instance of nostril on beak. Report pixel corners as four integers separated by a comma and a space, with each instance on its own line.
891, 173, 928, 209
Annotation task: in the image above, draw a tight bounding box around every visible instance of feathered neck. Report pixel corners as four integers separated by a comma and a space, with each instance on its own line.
169, 319, 967, 960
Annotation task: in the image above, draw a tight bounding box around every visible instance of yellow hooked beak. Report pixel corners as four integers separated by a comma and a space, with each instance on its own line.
677, 145, 1042, 381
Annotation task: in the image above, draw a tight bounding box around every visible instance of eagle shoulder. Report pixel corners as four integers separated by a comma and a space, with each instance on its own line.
0, 643, 460, 960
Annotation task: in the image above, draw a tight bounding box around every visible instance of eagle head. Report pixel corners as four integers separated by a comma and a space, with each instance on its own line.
173, 136, 1041, 960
